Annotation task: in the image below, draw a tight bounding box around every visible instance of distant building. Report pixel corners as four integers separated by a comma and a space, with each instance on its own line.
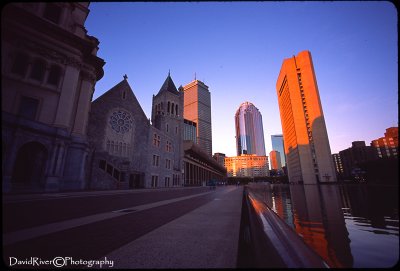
269, 150, 282, 170
182, 80, 212, 156
276, 50, 336, 184
2, 3, 105, 192
183, 119, 197, 144
332, 153, 344, 180
235, 102, 266, 156
271, 134, 286, 167
371, 127, 398, 158
213, 152, 226, 168
339, 141, 377, 180
225, 155, 269, 178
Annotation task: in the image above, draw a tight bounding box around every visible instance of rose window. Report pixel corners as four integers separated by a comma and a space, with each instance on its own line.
109, 111, 133, 134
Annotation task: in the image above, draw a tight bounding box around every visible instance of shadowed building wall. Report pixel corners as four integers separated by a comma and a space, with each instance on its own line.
2, 3, 104, 192
276, 50, 336, 184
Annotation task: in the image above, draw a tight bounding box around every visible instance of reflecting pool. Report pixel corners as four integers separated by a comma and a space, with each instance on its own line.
248, 183, 399, 268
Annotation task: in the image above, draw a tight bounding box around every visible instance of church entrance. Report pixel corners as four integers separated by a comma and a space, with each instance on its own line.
129, 173, 142, 189
11, 142, 48, 191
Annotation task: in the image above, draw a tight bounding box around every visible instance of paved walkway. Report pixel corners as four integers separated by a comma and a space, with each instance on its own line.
105, 186, 243, 269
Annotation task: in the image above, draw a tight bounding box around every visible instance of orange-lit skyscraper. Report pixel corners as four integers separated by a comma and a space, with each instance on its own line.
276, 50, 336, 184
182, 79, 212, 156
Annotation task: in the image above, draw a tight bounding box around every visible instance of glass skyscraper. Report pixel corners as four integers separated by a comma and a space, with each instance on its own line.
235, 101, 266, 156
271, 134, 286, 167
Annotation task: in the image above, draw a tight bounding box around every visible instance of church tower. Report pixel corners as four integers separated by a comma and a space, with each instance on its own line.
149, 73, 184, 187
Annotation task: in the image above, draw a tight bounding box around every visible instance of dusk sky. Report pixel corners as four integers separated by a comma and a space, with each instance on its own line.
85, 1, 397, 157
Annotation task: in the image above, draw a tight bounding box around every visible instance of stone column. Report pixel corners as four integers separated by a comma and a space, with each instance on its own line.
54, 61, 80, 129
72, 72, 95, 136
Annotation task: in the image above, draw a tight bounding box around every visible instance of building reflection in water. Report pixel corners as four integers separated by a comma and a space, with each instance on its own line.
262, 184, 353, 267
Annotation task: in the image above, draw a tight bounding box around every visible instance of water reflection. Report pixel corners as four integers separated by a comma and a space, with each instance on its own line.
249, 183, 399, 268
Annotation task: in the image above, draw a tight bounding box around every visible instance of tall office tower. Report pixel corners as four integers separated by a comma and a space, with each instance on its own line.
235, 102, 266, 156
271, 134, 286, 167
182, 80, 212, 156
269, 150, 282, 170
276, 50, 336, 184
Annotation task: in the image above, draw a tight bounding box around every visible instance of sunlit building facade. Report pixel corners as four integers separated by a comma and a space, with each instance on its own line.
235, 102, 266, 156
182, 79, 212, 156
271, 134, 286, 167
276, 50, 336, 184
269, 150, 282, 170
371, 127, 398, 158
225, 155, 269, 177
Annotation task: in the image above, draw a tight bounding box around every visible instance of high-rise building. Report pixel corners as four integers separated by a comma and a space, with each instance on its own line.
271, 134, 286, 167
371, 127, 398, 158
182, 80, 212, 156
269, 150, 282, 170
276, 50, 336, 184
235, 102, 266, 156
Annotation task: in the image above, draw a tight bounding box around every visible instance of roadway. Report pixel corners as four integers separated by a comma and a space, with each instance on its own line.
2, 185, 243, 268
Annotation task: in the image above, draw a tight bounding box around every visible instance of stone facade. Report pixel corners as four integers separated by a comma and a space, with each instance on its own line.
87, 74, 184, 189
2, 3, 104, 192
148, 74, 184, 188
87, 78, 150, 189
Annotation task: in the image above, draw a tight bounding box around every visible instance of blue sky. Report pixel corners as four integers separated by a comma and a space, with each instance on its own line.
85, 1, 398, 157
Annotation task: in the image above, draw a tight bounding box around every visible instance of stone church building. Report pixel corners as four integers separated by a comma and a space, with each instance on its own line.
87, 74, 184, 189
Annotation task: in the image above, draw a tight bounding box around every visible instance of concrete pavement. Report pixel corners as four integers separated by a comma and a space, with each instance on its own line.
105, 185, 243, 269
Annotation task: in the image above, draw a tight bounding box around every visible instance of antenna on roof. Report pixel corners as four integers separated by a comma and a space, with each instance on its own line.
168, 69, 170, 77
194, 72, 197, 80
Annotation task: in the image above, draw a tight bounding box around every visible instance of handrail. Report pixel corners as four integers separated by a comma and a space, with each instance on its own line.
244, 186, 329, 268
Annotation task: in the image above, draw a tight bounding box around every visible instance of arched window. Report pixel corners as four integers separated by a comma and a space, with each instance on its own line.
119, 142, 122, 155
11, 52, 29, 77
167, 101, 170, 113
175, 104, 178, 115
30, 59, 46, 82
122, 90, 126, 99
171, 103, 174, 114
47, 65, 61, 86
